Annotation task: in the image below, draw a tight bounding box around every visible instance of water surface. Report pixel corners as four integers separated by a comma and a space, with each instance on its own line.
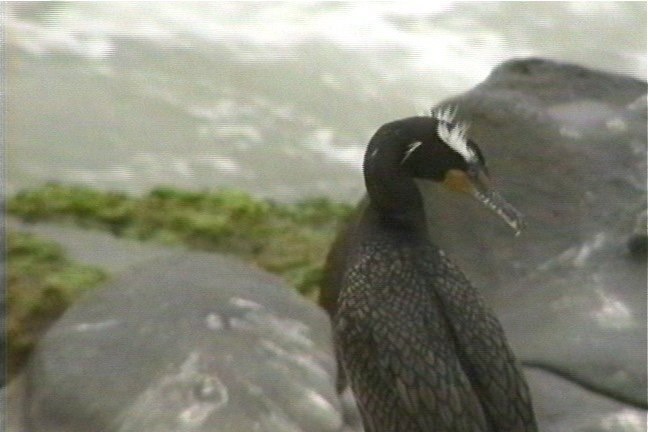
7, 1, 646, 201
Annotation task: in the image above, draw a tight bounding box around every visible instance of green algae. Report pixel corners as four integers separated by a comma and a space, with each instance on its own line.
8, 183, 354, 297
7, 231, 107, 377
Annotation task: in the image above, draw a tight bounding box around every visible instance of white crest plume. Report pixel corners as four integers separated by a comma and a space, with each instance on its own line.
431, 105, 457, 123
430, 105, 475, 163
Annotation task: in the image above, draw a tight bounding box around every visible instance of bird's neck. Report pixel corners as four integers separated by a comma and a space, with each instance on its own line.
363, 181, 428, 237
361, 116, 435, 236
365, 155, 425, 235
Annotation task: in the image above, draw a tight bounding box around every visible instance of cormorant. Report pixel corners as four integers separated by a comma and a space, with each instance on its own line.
329, 108, 538, 431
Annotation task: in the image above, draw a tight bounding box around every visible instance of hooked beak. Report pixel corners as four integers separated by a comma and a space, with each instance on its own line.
443, 166, 525, 236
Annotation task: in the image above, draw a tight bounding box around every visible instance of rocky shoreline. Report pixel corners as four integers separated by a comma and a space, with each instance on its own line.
5, 58, 646, 431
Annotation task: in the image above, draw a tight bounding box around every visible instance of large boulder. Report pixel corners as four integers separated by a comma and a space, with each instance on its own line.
433, 58, 647, 412
8, 222, 359, 432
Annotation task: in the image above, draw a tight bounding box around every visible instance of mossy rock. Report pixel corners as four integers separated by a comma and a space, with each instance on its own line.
7, 231, 106, 377
8, 184, 354, 296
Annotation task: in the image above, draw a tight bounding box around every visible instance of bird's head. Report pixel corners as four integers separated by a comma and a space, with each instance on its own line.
365, 106, 524, 234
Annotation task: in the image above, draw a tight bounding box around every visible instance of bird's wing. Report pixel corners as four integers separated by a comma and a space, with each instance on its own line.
366, 304, 491, 432
336, 239, 535, 431
336, 242, 490, 431
425, 255, 538, 431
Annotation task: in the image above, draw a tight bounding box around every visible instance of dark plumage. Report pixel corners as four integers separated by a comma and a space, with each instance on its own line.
326, 112, 538, 431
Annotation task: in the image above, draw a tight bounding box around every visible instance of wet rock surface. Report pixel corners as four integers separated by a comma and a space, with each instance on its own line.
428, 58, 647, 413
7, 58, 647, 431
527, 367, 645, 432
15, 243, 359, 432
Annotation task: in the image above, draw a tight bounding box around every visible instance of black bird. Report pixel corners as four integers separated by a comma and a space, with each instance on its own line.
328, 108, 538, 431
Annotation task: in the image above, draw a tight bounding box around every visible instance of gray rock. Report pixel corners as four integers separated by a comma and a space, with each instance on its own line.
4, 374, 27, 432
526, 367, 646, 432
7, 216, 180, 274
431, 57, 647, 408
21, 250, 358, 432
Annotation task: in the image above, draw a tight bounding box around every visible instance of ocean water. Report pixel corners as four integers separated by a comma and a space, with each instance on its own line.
6, 1, 647, 201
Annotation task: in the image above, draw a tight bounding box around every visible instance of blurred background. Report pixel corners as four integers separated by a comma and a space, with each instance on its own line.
6, 1, 647, 202
3, 3, 647, 431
